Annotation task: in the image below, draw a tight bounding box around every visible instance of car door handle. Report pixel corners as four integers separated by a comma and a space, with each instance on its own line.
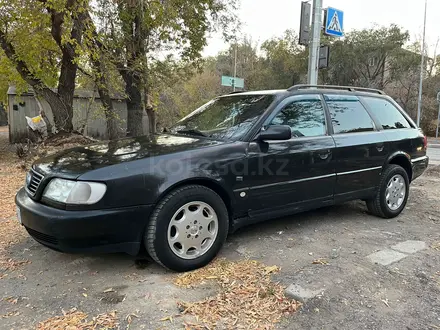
318, 150, 331, 160
376, 144, 384, 152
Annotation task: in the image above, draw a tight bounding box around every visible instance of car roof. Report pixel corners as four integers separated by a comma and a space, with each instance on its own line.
219, 89, 286, 97
221, 85, 387, 98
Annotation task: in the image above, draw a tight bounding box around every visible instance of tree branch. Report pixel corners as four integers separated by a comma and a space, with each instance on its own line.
78, 66, 92, 78
0, 28, 44, 88
38, 0, 78, 60
83, 11, 129, 84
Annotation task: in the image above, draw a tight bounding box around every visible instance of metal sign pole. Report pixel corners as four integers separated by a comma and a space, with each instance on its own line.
437, 92, 440, 138
417, 0, 427, 127
307, 0, 322, 85
436, 104, 440, 138
233, 43, 238, 92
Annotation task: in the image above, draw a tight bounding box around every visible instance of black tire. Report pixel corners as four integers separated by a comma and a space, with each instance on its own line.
145, 185, 229, 272
366, 164, 409, 218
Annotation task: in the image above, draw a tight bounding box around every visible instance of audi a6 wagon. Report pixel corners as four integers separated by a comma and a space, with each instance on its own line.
15, 85, 429, 271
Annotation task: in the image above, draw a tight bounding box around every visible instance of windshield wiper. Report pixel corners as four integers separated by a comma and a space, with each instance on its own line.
176, 129, 207, 137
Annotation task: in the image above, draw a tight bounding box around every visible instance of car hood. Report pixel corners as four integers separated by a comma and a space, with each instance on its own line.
33, 134, 224, 178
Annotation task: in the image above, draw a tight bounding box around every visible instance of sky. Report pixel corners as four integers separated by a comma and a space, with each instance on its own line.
203, 0, 439, 57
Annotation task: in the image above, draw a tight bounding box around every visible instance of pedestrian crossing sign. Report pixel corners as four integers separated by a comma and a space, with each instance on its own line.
325, 7, 344, 37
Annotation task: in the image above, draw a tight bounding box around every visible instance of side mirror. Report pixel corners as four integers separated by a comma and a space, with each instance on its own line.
257, 125, 292, 141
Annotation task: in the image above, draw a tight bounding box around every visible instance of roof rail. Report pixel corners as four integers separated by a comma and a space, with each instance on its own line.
287, 84, 385, 95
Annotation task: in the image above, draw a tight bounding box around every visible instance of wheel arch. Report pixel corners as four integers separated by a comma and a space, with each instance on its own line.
386, 152, 413, 182
155, 178, 234, 221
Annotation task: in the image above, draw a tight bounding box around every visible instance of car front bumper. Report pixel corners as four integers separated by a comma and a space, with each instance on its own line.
15, 187, 153, 255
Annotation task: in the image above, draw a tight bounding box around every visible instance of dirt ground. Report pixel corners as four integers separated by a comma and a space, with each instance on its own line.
1, 129, 440, 329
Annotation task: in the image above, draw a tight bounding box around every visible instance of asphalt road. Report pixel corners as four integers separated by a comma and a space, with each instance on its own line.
428, 143, 440, 165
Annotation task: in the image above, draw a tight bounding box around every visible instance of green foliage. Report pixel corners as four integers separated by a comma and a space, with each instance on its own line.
258, 30, 308, 88
0, 0, 60, 101
156, 25, 440, 135
322, 24, 410, 88
155, 30, 309, 129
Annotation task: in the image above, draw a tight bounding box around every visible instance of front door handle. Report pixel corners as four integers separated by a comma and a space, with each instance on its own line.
376, 144, 384, 152
318, 150, 331, 160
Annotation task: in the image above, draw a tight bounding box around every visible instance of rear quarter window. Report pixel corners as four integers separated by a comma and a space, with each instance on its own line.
324, 94, 375, 134
361, 97, 412, 129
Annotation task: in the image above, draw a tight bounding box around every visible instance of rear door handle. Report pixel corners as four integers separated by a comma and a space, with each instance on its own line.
318, 150, 331, 160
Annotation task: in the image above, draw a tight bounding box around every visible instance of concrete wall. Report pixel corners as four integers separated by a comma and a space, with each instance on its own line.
7, 87, 149, 143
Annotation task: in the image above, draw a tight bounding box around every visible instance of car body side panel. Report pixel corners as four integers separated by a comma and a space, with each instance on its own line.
332, 131, 388, 197
235, 136, 336, 212
144, 141, 249, 213
383, 128, 426, 161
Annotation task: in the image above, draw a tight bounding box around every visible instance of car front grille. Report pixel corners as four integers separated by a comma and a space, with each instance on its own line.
25, 227, 59, 245
27, 169, 44, 195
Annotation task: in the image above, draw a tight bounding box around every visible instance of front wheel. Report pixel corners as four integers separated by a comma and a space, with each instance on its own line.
366, 164, 409, 218
145, 185, 229, 272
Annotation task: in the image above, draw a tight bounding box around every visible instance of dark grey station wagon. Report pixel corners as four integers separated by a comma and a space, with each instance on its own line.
16, 85, 429, 271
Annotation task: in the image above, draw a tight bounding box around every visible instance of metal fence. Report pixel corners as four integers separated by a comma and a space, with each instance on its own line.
7, 86, 149, 143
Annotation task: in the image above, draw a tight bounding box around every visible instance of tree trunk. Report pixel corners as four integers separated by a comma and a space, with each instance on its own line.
97, 88, 119, 140
0, 103, 7, 126
146, 107, 156, 134
144, 88, 156, 134
35, 96, 53, 136
56, 55, 76, 132
0, 1, 87, 135
125, 72, 144, 137
34, 86, 72, 132
83, 13, 120, 141
90, 53, 119, 140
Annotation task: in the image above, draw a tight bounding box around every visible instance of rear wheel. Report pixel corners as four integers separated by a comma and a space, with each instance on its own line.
145, 185, 229, 272
366, 164, 409, 218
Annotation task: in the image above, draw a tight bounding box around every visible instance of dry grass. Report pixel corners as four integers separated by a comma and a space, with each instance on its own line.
174, 258, 301, 329
36, 309, 118, 330
0, 131, 28, 275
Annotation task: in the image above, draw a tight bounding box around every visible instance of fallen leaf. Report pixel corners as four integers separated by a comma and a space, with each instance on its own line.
17, 274, 27, 281
82, 293, 88, 297
125, 312, 139, 324
37, 309, 118, 329
1, 311, 20, 318
104, 288, 115, 293
264, 265, 280, 274
312, 258, 329, 265
159, 316, 173, 322
173, 258, 301, 329
431, 242, 440, 250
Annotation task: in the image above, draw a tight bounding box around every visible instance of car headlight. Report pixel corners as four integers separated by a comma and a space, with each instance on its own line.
43, 178, 106, 205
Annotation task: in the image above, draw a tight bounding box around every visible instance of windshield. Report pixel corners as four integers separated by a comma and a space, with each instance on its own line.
169, 94, 275, 141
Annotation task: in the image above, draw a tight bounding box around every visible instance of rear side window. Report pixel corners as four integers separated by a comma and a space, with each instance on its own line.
361, 97, 411, 129
325, 95, 375, 134
270, 95, 326, 137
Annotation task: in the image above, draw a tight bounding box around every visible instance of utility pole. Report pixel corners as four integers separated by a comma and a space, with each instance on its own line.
417, 0, 427, 127
436, 102, 440, 138
233, 42, 238, 92
307, 0, 323, 85
436, 92, 440, 138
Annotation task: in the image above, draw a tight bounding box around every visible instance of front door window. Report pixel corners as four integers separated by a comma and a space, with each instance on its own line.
270, 95, 326, 138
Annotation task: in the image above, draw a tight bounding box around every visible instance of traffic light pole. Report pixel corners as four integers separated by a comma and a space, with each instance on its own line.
417, 0, 427, 127
307, 0, 323, 85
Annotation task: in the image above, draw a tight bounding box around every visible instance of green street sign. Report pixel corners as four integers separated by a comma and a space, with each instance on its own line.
221, 76, 244, 89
